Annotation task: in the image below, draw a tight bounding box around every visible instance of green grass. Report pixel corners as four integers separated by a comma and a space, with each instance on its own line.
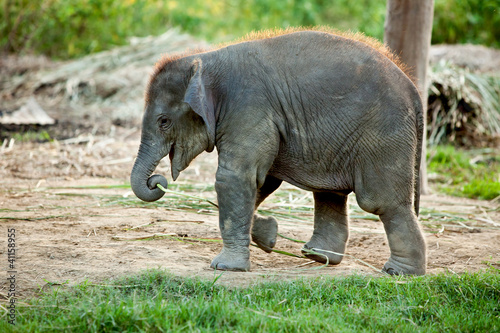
1, 130, 52, 143
3, 269, 499, 332
427, 145, 500, 200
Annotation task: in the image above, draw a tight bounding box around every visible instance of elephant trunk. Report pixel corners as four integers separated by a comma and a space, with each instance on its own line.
130, 142, 169, 202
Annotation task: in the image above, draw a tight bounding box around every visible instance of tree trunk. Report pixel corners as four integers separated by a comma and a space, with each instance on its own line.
384, 0, 434, 195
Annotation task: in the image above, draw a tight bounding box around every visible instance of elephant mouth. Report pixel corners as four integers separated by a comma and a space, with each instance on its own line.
168, 143, 181, 181
168, 144, 175, 163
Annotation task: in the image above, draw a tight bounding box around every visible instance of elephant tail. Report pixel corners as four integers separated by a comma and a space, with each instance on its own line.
414, 97, 424, 217
414, 163, 421, 217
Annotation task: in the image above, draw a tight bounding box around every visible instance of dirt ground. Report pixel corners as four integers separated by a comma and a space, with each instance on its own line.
0, 127, 499, 299
1, 32, 499, 300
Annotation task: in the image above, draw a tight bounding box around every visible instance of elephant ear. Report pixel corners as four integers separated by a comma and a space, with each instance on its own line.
183, 59, 216, 152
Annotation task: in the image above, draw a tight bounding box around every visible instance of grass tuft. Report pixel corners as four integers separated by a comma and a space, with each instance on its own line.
427, 145, 500, 200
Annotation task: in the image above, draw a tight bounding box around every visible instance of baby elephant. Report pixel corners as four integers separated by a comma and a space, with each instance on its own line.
130, 29, 426, 275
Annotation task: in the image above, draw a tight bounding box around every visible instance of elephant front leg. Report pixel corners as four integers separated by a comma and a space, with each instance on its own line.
302, 192, 349, 265
210, 166, 256, 271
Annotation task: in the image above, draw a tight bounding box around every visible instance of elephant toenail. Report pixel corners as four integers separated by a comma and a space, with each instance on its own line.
216, 263, 228, 270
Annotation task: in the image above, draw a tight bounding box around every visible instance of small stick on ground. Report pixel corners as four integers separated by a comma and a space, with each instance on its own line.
295, 261, 317, 267
112, 233, 177, 241
130, 222, 155, 230
166, 219, 205, 224
87, 229, 97, 237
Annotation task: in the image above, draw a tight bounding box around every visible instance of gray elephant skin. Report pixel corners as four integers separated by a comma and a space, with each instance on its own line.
130, 29, 426, 275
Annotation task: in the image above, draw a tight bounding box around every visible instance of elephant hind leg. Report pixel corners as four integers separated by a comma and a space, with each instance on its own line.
302, 192, 349, 265
252, 176, 282, 253
354, 167, 426, 275
378, 207, 426, 275
252, 215, 278, 253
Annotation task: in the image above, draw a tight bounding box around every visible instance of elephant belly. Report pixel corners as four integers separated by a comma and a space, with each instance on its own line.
268, 157, 353, 193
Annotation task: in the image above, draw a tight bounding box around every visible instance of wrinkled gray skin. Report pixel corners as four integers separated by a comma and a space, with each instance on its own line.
131, 31, 426, 275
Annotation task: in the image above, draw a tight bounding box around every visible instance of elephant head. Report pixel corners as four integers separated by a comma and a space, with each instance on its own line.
130, 58, 216, 202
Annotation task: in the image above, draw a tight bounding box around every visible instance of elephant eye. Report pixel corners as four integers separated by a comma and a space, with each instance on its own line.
158, 116, 172, 131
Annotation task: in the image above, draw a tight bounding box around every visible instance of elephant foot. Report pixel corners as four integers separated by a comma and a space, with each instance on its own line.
251, 215, 278, 253
301, 236, 345, 265
382, 255, 426, 276
210, 244, 250, 271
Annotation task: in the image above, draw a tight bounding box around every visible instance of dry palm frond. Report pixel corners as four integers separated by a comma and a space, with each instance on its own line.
427, 60, 500, 145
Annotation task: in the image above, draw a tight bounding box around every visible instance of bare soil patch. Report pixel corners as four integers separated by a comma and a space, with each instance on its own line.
1, 128, 499, 299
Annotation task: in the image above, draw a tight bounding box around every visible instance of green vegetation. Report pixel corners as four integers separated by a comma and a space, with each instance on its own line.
433, 0, 500, 47
428, 145, 500, 200
5, 129, 52, 143
1, 0, 498, 59
3, 269, 498, 332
